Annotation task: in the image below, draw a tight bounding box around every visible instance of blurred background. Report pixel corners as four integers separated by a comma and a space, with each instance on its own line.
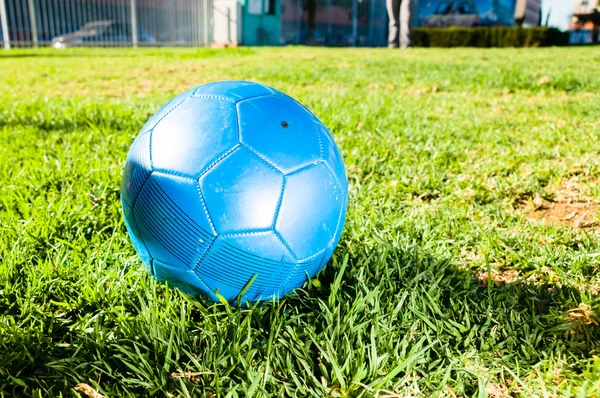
0, 0, 592, 49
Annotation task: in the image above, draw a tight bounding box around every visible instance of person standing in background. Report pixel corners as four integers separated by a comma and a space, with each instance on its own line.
387, 0, 411, 48
302, 0, 317, 44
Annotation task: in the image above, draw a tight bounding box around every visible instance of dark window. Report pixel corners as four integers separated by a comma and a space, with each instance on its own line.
265, 0, 276, 15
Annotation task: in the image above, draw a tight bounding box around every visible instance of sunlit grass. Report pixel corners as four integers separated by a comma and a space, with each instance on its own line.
1, 46, 600, 396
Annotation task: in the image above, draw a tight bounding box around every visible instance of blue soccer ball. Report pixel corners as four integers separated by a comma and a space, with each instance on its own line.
121, 81, 348, 303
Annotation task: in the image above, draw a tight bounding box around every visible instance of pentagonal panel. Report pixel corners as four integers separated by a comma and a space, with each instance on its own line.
276, 163, 343, 259
238, 95, 321, 173
316, 123, 348, 192
199, 147, 284, 233
121, 131, 152, 207
133, 173, 215, 269
151, 97, 239, 177
140, 88, 196, 134
193, 81, 273, 102
195, 231, 296, 302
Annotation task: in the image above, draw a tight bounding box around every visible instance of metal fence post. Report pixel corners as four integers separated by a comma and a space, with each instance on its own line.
130, 0, 138, 47
0, 0, 9, 49
27, 0, 38, 48
226, 6, 231, 44
203, 0, 209, 46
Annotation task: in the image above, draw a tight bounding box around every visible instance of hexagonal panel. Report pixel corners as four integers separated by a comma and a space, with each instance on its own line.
153, 259, 220, 301
274, 91, 321, 122
276, 163, 343, 259
238, 95, 321, 173
195, 231, 296, 301
331, 193, 348, 249
199, 147, 284, 233
193, 81, 274, 102
122, 199, 153, 274
133, 172, 215, 269
140, 88, 196, 134
218, 231, 295, 262
151, 97, 239, 177
121, 131, 152, 207
315, 123, 348, 193
280, 251, 326, 293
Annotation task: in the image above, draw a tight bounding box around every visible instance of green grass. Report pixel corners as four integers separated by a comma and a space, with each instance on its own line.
1, 46, 600, 397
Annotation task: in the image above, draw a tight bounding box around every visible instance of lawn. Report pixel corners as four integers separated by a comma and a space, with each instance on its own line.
1, 46, 600, 397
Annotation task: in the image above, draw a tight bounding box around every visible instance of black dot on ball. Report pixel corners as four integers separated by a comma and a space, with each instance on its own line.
281, 121, 289, 129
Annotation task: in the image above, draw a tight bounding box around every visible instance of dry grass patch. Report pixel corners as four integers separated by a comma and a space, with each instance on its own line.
523, 177, 599, 229
566, 303, 599, 326
477, 269, 519, 285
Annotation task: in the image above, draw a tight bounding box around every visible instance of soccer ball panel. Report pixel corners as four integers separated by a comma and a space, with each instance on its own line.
133, 174, 215, 269
331, 193, 348, 251
121, 199, 153, 273
153, 259, 219, 301
317, 123, 348, 193
151, 171, 216, 237
276, 163, 343, 260
121, 131, 152, 207
151, 97, 239, 177
271, 90, 321, 122
193, 80, 273, 102
238, 95, 321, 173
140, 88, 196, 134
199, 147, 284, 234
195, 232, 296, 302
281, 252, 327, 293
217, 231, 295, 262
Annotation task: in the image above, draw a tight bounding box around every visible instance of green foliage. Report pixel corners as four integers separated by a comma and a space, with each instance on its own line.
412, 27, 570, 48
1, 47, 600, 396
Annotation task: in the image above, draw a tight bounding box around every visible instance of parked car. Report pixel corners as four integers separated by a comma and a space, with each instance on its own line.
157, 25, 200, 44
421, 1, 480, 28
51, 20, 155, 48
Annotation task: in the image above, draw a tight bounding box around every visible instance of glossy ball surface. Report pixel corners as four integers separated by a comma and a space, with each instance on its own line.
121, 81, 348, 302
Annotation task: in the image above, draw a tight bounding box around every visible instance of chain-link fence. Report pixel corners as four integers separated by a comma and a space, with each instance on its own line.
0, 0, 393, 49
0, 0, 213, 48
